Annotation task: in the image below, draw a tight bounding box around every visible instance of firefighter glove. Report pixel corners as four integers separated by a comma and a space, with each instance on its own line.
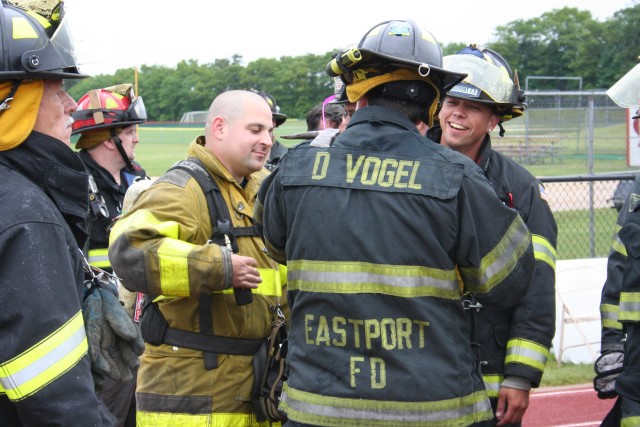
82, 288, 112, 389
100, 287, 145, 380
594, 349, 624, 399
83, 285, 145, 387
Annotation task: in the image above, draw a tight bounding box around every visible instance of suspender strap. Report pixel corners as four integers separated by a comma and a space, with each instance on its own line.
199, 293, 218, 369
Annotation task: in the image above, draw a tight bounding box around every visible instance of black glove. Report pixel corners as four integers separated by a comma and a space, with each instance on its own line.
594, 349, 624, 399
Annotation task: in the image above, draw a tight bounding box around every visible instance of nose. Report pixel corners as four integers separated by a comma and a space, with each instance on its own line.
263, 129, 274, 147
63, 90, 78, 114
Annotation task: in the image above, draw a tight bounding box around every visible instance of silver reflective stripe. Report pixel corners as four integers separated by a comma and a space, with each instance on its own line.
87, 249, 110, 267
461, 218, 530, 293
506, 345, 547, 368
288, 270, 458, 293
619, 294, 640, 321
282, 391, 493, 425
0, 317, 86, 392
532, 235, 556, 270
483, 376, 502, 398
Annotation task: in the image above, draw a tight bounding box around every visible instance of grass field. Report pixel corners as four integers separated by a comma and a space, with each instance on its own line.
134, 120, 309, 176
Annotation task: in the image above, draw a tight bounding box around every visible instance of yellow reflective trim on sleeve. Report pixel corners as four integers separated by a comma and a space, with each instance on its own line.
459, 217, 532, 294
215, 268, 282, 298
280, 383, 493, 426
286, 259, 459, 299
505, 338, 549, 372
619, 292, 640, 322
0, 311, 88, 401
110, 209, 195, 297
532, 234, 556, 271
11, 16, 38, 39
157, 238, 193, 297
482, 374, 504, 399
601, 303, 623, 330
622, 416, 640, 427
136, 411, 279, 426
87, 248, 110, 268
611, 224, 627, 257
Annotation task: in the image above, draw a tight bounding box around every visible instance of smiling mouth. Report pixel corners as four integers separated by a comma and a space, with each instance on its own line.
449, 121, 468, 131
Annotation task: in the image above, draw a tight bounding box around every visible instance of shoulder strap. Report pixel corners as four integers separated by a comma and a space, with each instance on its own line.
168, 158, 259, 252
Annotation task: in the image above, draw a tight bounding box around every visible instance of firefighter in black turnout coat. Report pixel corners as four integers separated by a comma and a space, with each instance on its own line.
428, 44, 557, 426
257, 19, 536, 427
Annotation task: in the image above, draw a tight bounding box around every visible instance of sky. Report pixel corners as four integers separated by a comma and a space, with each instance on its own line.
65, 0, 637, 76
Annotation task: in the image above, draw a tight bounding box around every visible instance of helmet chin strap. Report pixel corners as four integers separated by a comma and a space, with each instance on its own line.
0, 80, 20, 112
110, 128, 135, 172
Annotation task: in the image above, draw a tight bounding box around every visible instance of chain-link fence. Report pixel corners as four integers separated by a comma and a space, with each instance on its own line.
499, 91, 640, 260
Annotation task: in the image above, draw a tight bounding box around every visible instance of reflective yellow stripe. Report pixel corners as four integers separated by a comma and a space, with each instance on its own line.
88, 248, 110, 268
622, 416, 640, 427
505, 338, 549, 372
532, 234, 556, 271
482, 374, 503, 399
280, 383, 493, 426
601, 303, 623, 330
459, 217, 531, 294
611, 225, 627, 257
11, 16, 38, 39
26, 10, 51, 28
157, 238, 192, 297
287, 260, 459, 299
137, 411, 279, 426
0, 311, 88, 400
619, 292, 640, 322
215, 268, 282, 297
113, 210, 195, 297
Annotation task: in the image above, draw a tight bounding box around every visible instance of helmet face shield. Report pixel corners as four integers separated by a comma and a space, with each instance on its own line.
71, 85, 147, 135
128, 96, 147, 122
444, 54, 515, 105
24, 13, 78, 72
607, 63, 640, 110
0, 0, 87, 79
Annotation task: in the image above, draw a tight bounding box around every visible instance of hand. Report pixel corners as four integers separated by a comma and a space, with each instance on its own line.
231, 254, 262, 290
594, 350, 624, 399
495, 387, 529, 426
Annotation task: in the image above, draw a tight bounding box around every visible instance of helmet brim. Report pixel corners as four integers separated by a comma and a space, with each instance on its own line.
273, 112, 287, 127
354, 49, 467, 92
71, 119, 145, 135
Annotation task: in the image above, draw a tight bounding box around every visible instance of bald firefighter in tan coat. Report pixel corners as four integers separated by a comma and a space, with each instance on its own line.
109, 90, 288, 426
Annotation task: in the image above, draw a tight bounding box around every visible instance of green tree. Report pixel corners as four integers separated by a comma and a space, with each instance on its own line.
489, 7, 602, 90
598, 4, 640, 88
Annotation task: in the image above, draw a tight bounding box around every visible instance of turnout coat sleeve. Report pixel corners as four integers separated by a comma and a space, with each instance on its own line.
599, 177, 640, 351
487, 152, 558, 387
109, 142, 240, 298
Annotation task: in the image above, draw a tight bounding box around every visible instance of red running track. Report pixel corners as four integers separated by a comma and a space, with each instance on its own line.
523, 384, 616, 426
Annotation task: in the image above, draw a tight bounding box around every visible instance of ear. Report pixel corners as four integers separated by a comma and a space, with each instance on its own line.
488, 114, 501, 133
210, 116, 225, 139
103, 138, 117, 150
